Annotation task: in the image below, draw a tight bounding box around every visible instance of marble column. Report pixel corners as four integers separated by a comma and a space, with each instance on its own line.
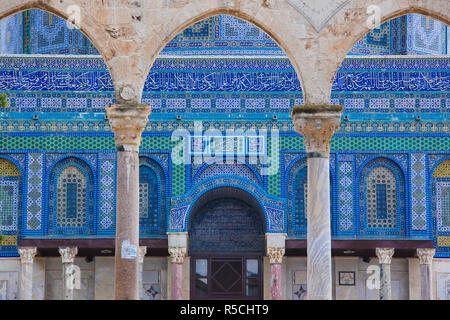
292, 105, 343, 300
106, 104, 151, 300
267, 247, 285, 300
59, 247, 78, 300
138, 246, 147, 300
18, 247, 37, 300
168, 247, 186, 300
417, 248, 435, 300
375, 248, 394, 300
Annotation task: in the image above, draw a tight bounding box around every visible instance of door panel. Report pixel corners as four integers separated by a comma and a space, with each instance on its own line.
191, 255, 262, 300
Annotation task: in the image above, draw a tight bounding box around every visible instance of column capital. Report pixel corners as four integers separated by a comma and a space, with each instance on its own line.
417, 248, 435, 265
105, 104, 151, 151
18, 247, 37, 264
376, 248, 395, 264
267, 247, 285, 264
291, 105, 343, 157
58, 247, 78, 264
138, 246, 147, 264
168, 247, 186, 264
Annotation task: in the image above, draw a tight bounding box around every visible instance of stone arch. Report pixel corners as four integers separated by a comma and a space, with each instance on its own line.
187, 186, 267, 254
0, 1, 113, 61
324, 1, 450, 99
192, 159, 263, 187
139, 6, 307, 106
0, 3, 118, 110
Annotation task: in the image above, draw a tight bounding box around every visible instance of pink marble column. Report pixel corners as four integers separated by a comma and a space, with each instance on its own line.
106, 104, 150, 300
267, 247, 285, 300
292, 105, 343, 300
169, 247, 186, 300
417, 248, 435, 300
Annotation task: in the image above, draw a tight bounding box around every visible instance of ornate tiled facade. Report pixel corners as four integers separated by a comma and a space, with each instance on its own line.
0, 11, 449, 261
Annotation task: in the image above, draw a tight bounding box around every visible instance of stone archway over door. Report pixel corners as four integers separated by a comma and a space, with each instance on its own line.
188, 188, 266, 300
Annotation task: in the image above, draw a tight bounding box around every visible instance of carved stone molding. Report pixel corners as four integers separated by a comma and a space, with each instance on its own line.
292, 105, 343, 157
168, 247, 186, 264
59, 247, 78, 264
417, 248, 435, 265
287, 0, 351, 32
263, 0, 276, 9
105, 104, 151, 151
18, 247, 37, 264
138, 246, 147, 264
375, 248, 395, 265
267, 247, 285, 264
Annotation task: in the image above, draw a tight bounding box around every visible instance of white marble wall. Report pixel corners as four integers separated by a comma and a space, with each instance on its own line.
0, 258, 19, 300
433, 259, 450, 300
285, 257, 410, 300
45, 257, 95, 300
142, 257, 167, 300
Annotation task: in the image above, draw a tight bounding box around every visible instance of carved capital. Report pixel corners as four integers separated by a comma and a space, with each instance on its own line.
168, 247, 186, 264
58, 247, 78, 264
138, 246, 147, 264
267, 247, 285, 264
18, 247, 37, 264
417, 248, 435, 265
375, 248, 394, 265
105, 104, 151, 151
292, 105, 343, 157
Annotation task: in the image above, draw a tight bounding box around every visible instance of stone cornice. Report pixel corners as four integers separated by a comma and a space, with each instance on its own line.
105, 104, 151, 151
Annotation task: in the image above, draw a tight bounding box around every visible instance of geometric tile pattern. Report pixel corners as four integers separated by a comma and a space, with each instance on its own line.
26, 154, 43, 231
366, 166, 397, 229
47, 157, 95, 235
98, 153, 115, 231
410, 153, 427, 230
358, 157, 406, 237
338, 159, 354, 232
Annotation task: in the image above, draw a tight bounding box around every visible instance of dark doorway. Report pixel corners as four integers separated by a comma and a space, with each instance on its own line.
188, 190, 266, 300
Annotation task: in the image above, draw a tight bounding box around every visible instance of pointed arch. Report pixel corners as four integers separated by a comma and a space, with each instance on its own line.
47, 156, 95, 236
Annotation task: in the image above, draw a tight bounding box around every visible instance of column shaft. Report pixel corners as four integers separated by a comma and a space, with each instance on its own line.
420, 264, 432, 300
106, 104, 150, 300
376, 248, 394, 300
18, 247, 37, 300
115, 149, 140, 300
379, 263, 391, 300
59, 247, 78, 300
417, 248, 435, 300
307, 156, 332, 300
292, 105, 343, 301
172, 263, 183, 300
270, 264, 282, 300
